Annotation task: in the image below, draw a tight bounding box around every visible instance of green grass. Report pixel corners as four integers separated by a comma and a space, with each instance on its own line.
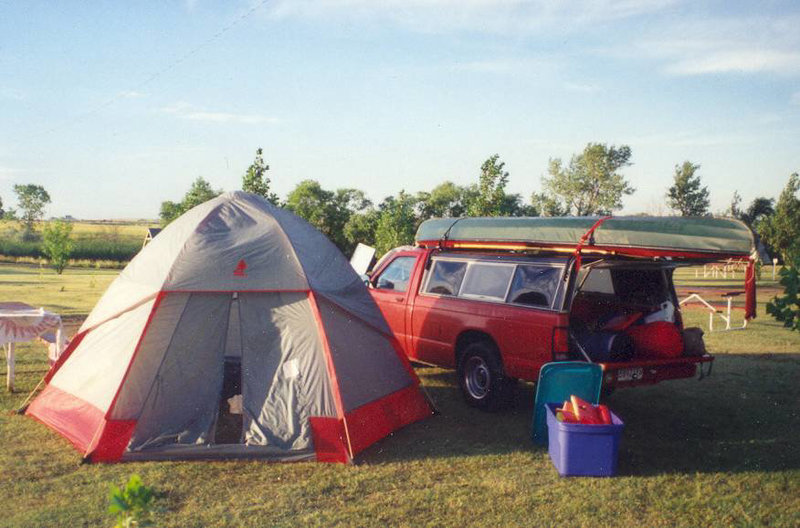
0, 263, 798, 527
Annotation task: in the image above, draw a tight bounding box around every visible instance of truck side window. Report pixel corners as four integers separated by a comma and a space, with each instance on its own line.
459, 263, 514, 301
375, 257, 415, 292
425, 260, 467, 296
506, 265, 561, 307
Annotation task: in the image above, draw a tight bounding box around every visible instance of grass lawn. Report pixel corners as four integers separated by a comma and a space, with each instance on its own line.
1, 263, 798, 527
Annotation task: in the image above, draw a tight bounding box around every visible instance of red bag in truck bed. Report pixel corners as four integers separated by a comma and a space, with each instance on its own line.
626, 321, 684, 359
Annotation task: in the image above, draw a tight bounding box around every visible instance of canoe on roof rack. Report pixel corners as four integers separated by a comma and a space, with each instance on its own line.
415, 216, 754, 261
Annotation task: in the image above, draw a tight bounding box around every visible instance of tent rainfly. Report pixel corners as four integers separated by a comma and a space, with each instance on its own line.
27, 191, 432, 463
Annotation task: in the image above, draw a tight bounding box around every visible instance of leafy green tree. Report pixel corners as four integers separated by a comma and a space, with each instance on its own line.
741, 197, 775, 228
0, 195, 4, 218
242, 147, 280, 205
467, 154, 510, 216
541, 143, 634, 216
13, 184, 51, 237
666, 161, 709, 216
416, 181, 471, 219
759, 173, 800, 262
42, 220, 74, 274
375, 191, 418, 255
344, 209, 380, 249
531, 191, 567, 217
285, 180, 372, 254
159, 177, 223, 225
766, 250, 800, 332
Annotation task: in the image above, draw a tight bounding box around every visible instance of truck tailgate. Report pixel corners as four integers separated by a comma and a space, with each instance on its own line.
599, 354, 714, 388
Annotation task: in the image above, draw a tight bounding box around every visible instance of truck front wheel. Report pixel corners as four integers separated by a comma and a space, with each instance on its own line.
457, 341, 513, 411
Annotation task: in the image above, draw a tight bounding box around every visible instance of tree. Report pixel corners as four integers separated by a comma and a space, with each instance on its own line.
741, 197, 775, 228
159, 177, 223, 225
0, 195, 4, 218
242, 148, 279, 205
375, 191, 418, 255
531, 191, 567, 217
344, 209, 380, 250
729, 190, 743, 218
666, 161, 709, 216
285, 180, 372, 255
416, 181, 471, 219
467, 155, 510, 217
766, 251, 800, 332
42, 220, 74, 274
540, 143, 634, 216
13, 184, 51, 237
759, 173, 800, 262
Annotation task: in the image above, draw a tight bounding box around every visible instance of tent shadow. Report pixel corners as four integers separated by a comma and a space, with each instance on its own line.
360, 354, 800, 476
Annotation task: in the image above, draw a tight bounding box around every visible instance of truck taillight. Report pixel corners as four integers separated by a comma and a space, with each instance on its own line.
552, 327, 569, 361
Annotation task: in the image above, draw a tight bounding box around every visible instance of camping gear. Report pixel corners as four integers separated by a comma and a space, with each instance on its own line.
574, 330, 634, 362
682, 327, 706, 356
532, 362, 602, 445
626, 322, 684, 359
416, 216, 754, 260
546, 402, 624, 477
26, 191, 432, 463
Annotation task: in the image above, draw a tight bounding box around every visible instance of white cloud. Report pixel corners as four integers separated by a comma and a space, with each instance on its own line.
161, 102, 279, 124
450, 57, 551, 74
118, 90, 146, 99
620, 15, 800, 77
0, 87, 25, 101
792, 91, 800, 105
564, 81, 600, 93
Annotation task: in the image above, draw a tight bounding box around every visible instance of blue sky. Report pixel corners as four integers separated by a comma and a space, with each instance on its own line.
1, 0, 799, 219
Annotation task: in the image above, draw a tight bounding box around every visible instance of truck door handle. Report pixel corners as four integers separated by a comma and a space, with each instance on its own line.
394, 296, 404, 302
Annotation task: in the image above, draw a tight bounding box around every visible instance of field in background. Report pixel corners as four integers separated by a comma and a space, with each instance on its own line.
0, 263, 798, 527
0, 220, 153, 266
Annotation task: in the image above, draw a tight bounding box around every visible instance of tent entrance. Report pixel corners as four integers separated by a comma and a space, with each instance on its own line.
214, 357, 243, 444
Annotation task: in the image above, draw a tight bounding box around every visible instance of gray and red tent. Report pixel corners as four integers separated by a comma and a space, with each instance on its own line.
27, 191, 432, 463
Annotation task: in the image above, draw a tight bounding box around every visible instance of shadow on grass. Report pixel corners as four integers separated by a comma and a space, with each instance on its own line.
361, 354, 800, 476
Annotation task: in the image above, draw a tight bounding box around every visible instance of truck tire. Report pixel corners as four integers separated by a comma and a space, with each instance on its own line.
456, 341, 513, 411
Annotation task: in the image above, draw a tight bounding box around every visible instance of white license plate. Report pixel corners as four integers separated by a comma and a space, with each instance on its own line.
617, 367, 644, 382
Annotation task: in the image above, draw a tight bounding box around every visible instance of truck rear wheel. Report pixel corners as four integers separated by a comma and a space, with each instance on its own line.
457, 341, 513, 411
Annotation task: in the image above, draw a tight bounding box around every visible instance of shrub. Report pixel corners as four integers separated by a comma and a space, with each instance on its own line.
42, 220, 74, 274
108, 474, 157, 528
766, 250, 800, 332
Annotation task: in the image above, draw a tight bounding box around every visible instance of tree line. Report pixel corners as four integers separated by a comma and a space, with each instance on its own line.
159, 144, 798, 261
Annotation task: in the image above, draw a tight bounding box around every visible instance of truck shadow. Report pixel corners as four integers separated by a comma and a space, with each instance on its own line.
361, 354, 800, 476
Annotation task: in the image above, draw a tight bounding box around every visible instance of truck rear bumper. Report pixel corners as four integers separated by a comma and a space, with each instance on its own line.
599, 354, 714, 388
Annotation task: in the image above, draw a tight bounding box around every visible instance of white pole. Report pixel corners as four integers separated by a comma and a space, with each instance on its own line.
6, 343, 14, 392
773, 258, 778, 280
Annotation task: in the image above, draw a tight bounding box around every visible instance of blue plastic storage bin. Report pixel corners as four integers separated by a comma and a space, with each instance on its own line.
545, 403, 624, 477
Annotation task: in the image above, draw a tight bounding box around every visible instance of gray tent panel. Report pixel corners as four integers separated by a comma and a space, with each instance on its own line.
316, 298, 413, 412
128, 294, 231, 451
111, 293, 190, 421
165, 200, 309, 292
269, 203, 392, 335
239, 293, 336, 451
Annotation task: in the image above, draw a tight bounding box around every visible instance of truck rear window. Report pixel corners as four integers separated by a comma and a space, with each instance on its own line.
425, 260, 467, 296
459, 263, 514, 301
506, 265, 561, 307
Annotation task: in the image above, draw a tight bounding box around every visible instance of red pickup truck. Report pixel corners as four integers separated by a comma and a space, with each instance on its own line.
367, 245, 716, 410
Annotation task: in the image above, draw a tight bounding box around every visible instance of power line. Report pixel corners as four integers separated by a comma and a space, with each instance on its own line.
22, 0, 272, 141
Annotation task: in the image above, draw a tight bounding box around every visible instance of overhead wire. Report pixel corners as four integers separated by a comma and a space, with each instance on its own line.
20, 0, 272, 142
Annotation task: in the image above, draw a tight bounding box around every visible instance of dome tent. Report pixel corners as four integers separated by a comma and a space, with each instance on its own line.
27, 191, 432, 463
